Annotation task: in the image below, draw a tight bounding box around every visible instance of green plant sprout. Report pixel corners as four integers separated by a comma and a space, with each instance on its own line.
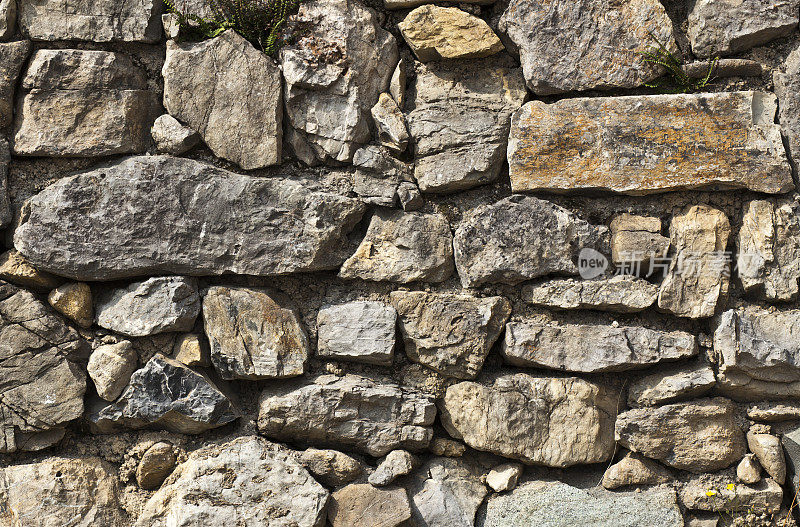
641, 32, 719, 93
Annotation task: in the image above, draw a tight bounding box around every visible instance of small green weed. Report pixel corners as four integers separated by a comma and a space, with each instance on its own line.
641, 32, 718, 93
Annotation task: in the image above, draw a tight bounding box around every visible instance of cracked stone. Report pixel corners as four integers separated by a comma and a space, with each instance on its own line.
627, 362, 716, 407
317, 301, 396, 366
151, 114, 200, 155
371, 92, 409, 154
522, 276, 658, 313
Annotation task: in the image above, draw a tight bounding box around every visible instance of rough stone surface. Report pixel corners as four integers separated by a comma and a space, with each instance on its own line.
747, 401, 800, 422
371, 92, 408, 154
390, 291, 510, 379
615, 398, 746, 472
508, 92, 793, 195
18, 0, 162, 42
203, 286, 309, 380
369, 450, 418, 486
93, 354, 239, 434
453, 195, 607, 288
151, 114, 200, 156
737, 454, 762, 484
430, 438, 466, 458
14, 49, 156, 156
502, 321, 697, 373
172, 333, 210, 368
136, 436, 329, 527
775, 48, 800, 170
441, 374, 616, 467
658, 205, 731, 319
351, 144, 413, 207
679, 477, 782, 513
498, 0, 675, 95
688, 0, 799, 57
407, 456, 489, 527
397, 181, 423, 211
163, 31, 282, 169
317, 301, 396, 366
522, 276, 658, 313
386, 0, 490, 8
329, 484, 411, 527
14, 156, 365, 280
48, 282, 93, 328
480, 481, 683, 527
0, 0, 15, 41
602, 452, 672, 489
96, 276, 200, 337
257, 374, 436, 457
747, 432, 786, 484
407, 57, 526, 193
87, 341, 138, 402
339, 210, 454, 284
486, 463, 523, 493
628, 363, 717, 407
300, 448, 363, 487
0, 40, 30, 129
399, 6, 503, 62
137, 441, 177, 490
0, 138, 9, 228
0, 249, 60, 291
610, 214, 670, 269
280, 0, 397, 163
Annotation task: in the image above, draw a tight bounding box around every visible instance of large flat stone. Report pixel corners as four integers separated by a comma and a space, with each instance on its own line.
522, 276, 658, 313
329, 484, 411, 527
317, 301, 397, 366
440, 373, 616, 467
628, 362, 716, 407
14, 156, 365, 280
0, 40, 30, 129
508, 92, 792, 195
679, 476, 782, 514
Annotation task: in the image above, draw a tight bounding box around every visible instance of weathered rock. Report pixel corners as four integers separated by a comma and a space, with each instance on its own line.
523, 276, 658, 313
454, 195, 607, 287
163, 31, 282, 169
782, 425, 800, 488
0, 138, 9, 228
172, 333, 210, 368
738, 198, 800, 301
679, 477, 782, 514
390, 291, 510, 379
688, 0, 799, 58
329, 484, 411, 527
480, 481, 683, 527
0, 456, 126, 525
407, 456, 489, 527
407, 57, 526, 193
18, 0, 162, 42
0, 40, 29, 127
351, 144, 413, 207
137, 441, 177, 490
615, 398, 746, 472
714, 307, 800, 399
317, 301, 396, 366
258, 374, 436, 456
628, 362, 716, 407
737, 454, 762, 484
48, 282, 93, 328
747, 432, 786, 484
683, 58, 763, 79
87, 341, 138, 402
486, 463, 523, 493
371, 92, 408, 153
399, 6, 503, 62
390, 55, 407, 107
610, 214, 670, 270
0, 0, 15, 40
502, 321, 697, 373
775, 48, 800, 170
340, 210, 454, 283
14, 49, 156, 156
203, 286, 309, 380
93, 354, 239, 434
441, 373, 616, 467
300, 448, 363, 487
747, 401, 800, 422
508, 92, 793, 194
602, 452, 672, 489
430, 437, 466, 457
0, 249, 60, 290
658, 205, 731, 319
14, 156, 365, 280
96, 276, 200, 337
280, 0, 397, 163
386, 0, 491, 8
369, 450, 418, 487
151, 114, 200, 155
137, 436, 329, 527
498, 0, 675, 95
0, 281, 87, 453
397, 181, 423, 211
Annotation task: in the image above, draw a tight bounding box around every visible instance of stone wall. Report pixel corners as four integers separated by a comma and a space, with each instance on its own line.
1, 0, 800, 525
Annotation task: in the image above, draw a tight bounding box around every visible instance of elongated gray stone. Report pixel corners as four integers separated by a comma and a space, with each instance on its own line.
522, 276, 658, 313
775, 48, 800, 171
0, 40, 30, 129
628, 362, 716, 407
14, 156, 365, 280
508, 92, 793, 195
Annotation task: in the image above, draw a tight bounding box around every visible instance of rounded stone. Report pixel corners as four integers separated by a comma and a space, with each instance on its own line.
137, 442, 178, 490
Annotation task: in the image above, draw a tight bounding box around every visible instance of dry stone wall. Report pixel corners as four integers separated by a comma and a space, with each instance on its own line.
2, 0, 800, 526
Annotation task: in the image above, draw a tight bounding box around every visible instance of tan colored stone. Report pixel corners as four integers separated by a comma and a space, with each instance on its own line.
0, 249, 60, 291
747, 432, 786, 485
87, 341, 138, 402
610, 214, 670, 269
300, 448, 363, 487
136, 441, 177, 490
430, 437, 465, 457
486, 462, 523, 492
371, 92, 408, 154
48, 282, 93, 328
679, 477, 782, 514
522, 276, 658, 313
329, 484, 411, 527
737, 454, 762, 484
602, 452, 672, 489
172, 333, 210, 368
399, 6, 503, 62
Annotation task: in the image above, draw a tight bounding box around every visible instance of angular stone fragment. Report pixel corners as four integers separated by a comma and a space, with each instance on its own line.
18, 0, 162, 42
0, 457, 126, 525
317, 301, 396, 366
14, 156, 365, 280
399, 6, 503, 62
371, 92, 408, 153
658, 205, 731, 319
163, 31, 282, 169
172, 333, 209, 368
0, 40, 29, 128
369, 450, 418, 487
0, 249, 60, 291
280, 0, 397, 163
407, 57, 526, 193
747, 432, 786, 485
386, 0, 490, 8
351, 145, 413, 207
508, 92, 793, 194
747, 402, 800, 422
340, 210, 454, 283
441, 373, 616, 467
481, 481, 683, 527
300, 448, 363, 487
137, 441, 177, 490
738, 199, 800, 301
498, 0, 675, 95
0, 138, 9, 227
329, 484, 411, 527
258, 374, 436, 456
602, 452, 672, 490
738, 454, 762, 484
714, 307, 800, 399
137, 436, 329, 527
615, 398, 746, 472
397, 181, 423, 211
87, 341, 138, 402
688, 0, 799, 58
0, 0, 15, 41
502, 321, 696, 373
628, 362, 716, 407
408, 456, 488, 527
679, 477, 782, 514
610, 214, 670, 270
454, 195, 607, 287
486, 463, 523, 493
94, 354, 239, 434
151, 114, 199, 155
775, 48, 800, 170
430, 437, 465, 457
203, 286, 309, 380
522, 276, 658, 313
48, 282, 93, 328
